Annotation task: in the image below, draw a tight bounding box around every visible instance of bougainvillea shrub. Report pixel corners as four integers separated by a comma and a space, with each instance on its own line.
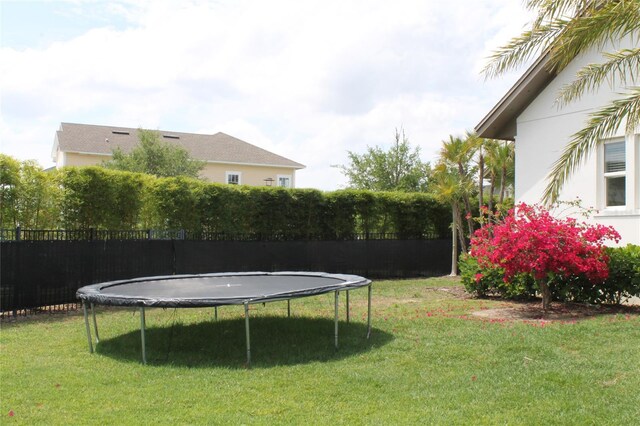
467, 203, 620, 310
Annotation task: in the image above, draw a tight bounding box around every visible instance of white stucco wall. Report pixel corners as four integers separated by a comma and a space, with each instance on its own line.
515, 37, 639, 246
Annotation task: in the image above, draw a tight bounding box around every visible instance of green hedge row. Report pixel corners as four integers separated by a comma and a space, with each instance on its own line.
58, 167, 451, 238
460, 244, 640, 305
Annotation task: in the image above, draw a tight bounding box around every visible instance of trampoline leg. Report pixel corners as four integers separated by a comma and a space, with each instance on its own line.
83, 302, 94, 354
334, 290, 339, 350
140, 307, 147, 365
244, 302, 251, 367
91, 303, 100, 343
367, 284, 372, 339
214, 306, 218, 321
287, 299, 291, 318
346, 291, 350, 324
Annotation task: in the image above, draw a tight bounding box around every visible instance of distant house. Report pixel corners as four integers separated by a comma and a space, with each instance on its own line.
51, 123, 305, 188
476, 37, 638, 246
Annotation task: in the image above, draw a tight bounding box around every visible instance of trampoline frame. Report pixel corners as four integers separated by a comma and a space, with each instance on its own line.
77, 272, 372, 365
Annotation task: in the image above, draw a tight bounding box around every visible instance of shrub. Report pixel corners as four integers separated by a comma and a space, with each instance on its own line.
551, 244, 640, 305
460, 253, 537, 299
605, 244, 640, 303
469, 203, 620, 310
463, 243, 640, 306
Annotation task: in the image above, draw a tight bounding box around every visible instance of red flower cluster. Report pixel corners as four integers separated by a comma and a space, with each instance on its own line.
470, 203, 620, 283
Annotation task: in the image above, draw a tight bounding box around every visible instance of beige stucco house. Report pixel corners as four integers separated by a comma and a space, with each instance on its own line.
52, 123, 305, 187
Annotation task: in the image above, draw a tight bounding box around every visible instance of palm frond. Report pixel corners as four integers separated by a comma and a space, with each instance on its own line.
547, 1, 640, 71
526, 0, 594, 30
557, 48, 640, 105
485, 1, 640, 79
482, 19, 567, 79
543, 87, 640, 204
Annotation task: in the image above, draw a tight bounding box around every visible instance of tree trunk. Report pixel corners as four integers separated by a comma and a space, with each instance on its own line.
462, 195, 474, 237
450, 207, 458, 276
487, 173, 495, 213
452, 202, 467, 253
538, 280, 552, 311
499, 166, 507, 205
478, 148, 484, 210
457, 161, 475, 237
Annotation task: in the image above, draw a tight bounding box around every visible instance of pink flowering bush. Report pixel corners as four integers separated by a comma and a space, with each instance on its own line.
467, 203, 620, 310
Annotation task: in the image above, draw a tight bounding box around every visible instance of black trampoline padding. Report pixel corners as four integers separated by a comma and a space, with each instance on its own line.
76, 271, 371, 307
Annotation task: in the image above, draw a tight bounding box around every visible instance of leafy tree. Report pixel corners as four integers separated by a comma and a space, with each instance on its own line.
483, 0, 640, 204
336, 128, 431, 192
103, 129, 205, 178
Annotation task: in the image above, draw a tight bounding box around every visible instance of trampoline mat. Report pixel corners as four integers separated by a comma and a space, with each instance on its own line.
77, 272, 371, 307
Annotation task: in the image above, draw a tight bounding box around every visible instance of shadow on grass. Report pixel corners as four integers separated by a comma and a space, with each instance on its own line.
96, 315, 393, 368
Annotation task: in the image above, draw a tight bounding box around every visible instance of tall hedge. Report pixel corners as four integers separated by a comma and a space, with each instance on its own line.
1, 155, 61, 229
46, 167, 452, 237
60, 167, 148, 229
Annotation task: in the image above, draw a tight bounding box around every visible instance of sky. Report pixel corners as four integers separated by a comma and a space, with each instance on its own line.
0, 0, 533, 190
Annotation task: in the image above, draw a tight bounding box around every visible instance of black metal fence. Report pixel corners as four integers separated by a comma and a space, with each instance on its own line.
0, 229, 452, 316
1, 227, 444, 242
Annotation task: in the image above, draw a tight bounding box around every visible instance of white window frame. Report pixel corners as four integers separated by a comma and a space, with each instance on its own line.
602, 139, 626, 209
597, 134, 639, 213
277, 174, 292, 188
225, 171, 242, 185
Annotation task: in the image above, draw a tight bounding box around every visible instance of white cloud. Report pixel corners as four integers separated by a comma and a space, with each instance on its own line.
0, 0, 533, 189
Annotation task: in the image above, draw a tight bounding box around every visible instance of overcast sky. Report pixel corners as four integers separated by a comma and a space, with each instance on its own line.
0, 0, 532, 190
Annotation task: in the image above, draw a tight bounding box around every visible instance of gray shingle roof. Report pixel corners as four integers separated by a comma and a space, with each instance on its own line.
55, 123, 305, 169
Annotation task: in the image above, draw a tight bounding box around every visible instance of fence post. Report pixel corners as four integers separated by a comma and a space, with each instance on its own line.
89, 227, 95, 241
15, 225, 21, 242
147, 229, 152, 240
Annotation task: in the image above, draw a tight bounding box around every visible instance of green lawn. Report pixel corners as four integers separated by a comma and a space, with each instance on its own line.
1, 277, 639, 425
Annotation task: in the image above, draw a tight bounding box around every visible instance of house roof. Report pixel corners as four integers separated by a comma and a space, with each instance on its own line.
475, 52, 556, 140
54, 122, 305, 169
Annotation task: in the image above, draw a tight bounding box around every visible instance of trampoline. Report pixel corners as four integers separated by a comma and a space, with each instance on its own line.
76, 271, 372, 365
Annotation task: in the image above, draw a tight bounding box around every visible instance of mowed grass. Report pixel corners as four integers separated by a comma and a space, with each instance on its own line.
1, 277, 639, 425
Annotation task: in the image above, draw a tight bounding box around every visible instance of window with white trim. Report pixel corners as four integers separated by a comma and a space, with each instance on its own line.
277, 175, 292, 188
603, 141, 625, 207
225, 171, 241, 185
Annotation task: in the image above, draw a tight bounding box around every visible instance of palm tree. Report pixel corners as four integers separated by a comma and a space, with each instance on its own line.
431, 164, 469, 275
482, 139, 500, 211
483, 0, 640, 205
438, 135, 477, 237
432, 135, 478, 275
465, 132, 485, 210
487, 141, 515, 206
